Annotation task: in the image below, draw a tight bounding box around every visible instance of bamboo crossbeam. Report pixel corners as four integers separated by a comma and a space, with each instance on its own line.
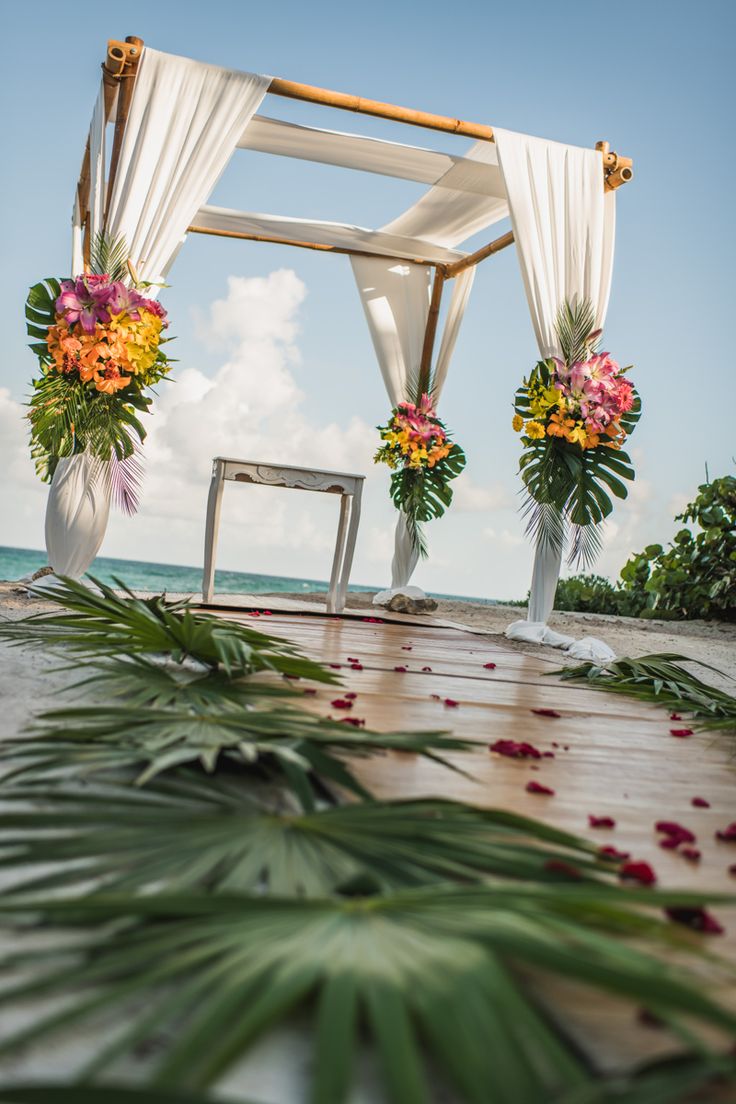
186, 223, 437, 266
444, 230, 516, 279
417, 269, 445, 396
268, 78, 495, 142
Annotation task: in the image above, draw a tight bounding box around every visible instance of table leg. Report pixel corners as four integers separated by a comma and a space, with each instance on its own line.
327, 494, 351, 614
202, 460, 225, 603
337, 483, 362, 612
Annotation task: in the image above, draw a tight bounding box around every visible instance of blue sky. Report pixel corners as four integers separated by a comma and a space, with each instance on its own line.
1, 0, 734, 599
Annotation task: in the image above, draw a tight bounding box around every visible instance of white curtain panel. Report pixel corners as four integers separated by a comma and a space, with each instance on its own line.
356, 140, 510, 602
105, 48, 270, 287
71, 80, 111, 275
494, 127, 617, 661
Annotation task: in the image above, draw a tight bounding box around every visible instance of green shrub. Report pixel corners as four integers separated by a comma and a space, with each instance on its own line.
620, 475, 736, 622
552, 574, 621, 615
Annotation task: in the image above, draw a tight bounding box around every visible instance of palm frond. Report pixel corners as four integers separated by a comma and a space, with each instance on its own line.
0, 576, 337, 683
555, 299, 598, 364
0, 1089, 257, 1104
0, 782, 617, 899
89, 232, 130, 282
567, 522, 603, 570
0, 885, 732, 1103
555, 653, 736, 733
100, 451, 145, 516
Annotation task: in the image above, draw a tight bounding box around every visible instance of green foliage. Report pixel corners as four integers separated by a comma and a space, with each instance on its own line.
620, 475, 736, 621
89, 232, 130, 283
0, 1090, 258, 1104
555, 653, 736, 733
1, 580, 735, 1101
388, 442, 466, 557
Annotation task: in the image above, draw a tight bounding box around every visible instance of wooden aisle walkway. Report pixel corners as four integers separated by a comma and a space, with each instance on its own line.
215, 606, 736, 1072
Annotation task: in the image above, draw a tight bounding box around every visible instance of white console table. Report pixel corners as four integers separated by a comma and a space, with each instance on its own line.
202, 458, 364, 614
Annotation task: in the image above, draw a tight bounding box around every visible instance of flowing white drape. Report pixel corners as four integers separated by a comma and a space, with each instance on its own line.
53, 49, 271, 584
494, 128, 616, 660
105, 48, 270, 287
354, 139, 509, 601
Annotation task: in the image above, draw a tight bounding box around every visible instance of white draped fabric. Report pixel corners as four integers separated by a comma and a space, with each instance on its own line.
71, 80, 110, 276
494, 128, 617, 661
354, 140, 510, 602
105, 48, 270, 286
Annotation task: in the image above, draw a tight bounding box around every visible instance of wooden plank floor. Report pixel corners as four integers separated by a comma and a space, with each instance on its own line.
217, 608, 736, 1072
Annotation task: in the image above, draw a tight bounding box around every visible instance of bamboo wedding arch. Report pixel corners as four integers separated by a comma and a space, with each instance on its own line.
79, 34, 633, 396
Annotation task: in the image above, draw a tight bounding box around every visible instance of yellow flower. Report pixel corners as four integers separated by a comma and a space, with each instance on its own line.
512, 413, 524, 432
524, 420, 545, 439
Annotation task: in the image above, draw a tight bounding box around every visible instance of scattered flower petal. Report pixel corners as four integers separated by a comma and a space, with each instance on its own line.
588, 815, 616, 829
691, 796, 710, 808
619, 861, 657, 886
421, 666, 433, 672
716, 822, 736, 843
489, 739, 541, 760
669, 713, 682, 721
363, 617, 384, 623
665, 907, 724, 935
394, 666, 408, 673
331, 699, 353, 710
483, 662, 497, 670
284, 674, 301, 680
444, 698, 459, 708
430, 694, 441, 701
656, 821, 696, 846
347, 657, 360, 664
543, 860, 581, 879
680, 847, 701, 862
670, 728, 693, 738
542, 751, 555, 759
329, 664, 342, 670
531, 708, 561, 718
599, 845, 631, 862
349, 663, 363, 671
729, 864, 736, 876
526, 781, 555, 796
344, 692, 357, 700
303, 688, 317, 696
340, 717, 366, 727
401, 646, 413, 651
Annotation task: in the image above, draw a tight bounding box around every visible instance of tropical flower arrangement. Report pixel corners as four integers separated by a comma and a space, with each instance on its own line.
25, 235, 173, 513
374, 392, 466, 555
513, 299, 641, 566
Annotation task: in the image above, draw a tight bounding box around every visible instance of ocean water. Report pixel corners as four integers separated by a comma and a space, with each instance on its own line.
0, 545, 499, 605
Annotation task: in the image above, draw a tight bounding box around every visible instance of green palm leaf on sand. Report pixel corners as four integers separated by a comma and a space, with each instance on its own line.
0, 885, 733, 1104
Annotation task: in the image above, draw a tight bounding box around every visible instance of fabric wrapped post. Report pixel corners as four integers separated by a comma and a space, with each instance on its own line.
495, 128, 616, 661
39, 454, 111, 589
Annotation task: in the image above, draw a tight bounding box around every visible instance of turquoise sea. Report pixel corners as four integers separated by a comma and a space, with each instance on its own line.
0, 546, 498, 605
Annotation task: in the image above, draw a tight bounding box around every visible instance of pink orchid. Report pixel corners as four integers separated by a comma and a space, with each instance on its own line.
107, 281, 145, 320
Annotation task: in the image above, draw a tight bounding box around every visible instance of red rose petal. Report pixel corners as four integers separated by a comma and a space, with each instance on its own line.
658, 838, 681, 850
394, 666, 408, 673
665, 907, 724, 935
483, 662, 497, 670
349, 663, 363, 671
716, 822, 736, 842
588, 815, 616, 829
619, 861, 657, 886
421, 666, 432, 672
531, 708, 561, 718
526, 781, 555, 796
303, 688, 317, 696
340, 716, 365, 727
680, 847, 701, 862
430, 694, 441, 701
655, 821, 696, 845
330, 699, 353, 710
262, 610, 272, 616
542, 751, 555, 759
347, 657, 360, 664
489, 739, 541, 760
599, 845, 631, 862
329, 664, 342, 669
444, 698, 459, 708
670, 713, 683, 721
729, 864, 736, 876
363, 617, 384, 623
401, 646, 413, 651
670, 728, 693, 738
691, 797, 710, 808
344, 692, 357, 700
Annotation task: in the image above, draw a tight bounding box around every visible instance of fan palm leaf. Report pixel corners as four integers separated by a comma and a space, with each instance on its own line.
0, 781, 617, 898
0, 886, 732, 1104
555, 653, 736, 733
0, 577, 338, 683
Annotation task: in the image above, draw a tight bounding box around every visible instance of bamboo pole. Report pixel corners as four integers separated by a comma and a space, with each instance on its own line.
444, 230, 515, 279
268, 78, 495, 141
416, 268, 445, 397
103, 36, 144, 223
186, 222, 437, 266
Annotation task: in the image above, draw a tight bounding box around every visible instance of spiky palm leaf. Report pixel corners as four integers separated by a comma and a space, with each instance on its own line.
555, 653, 736, 733
0, 884, 732, 1104
89, 231, 130, 282
0, 577, 338, 683
558, 1052, 736, 1103
0, 781, 617, 898
555, 299, 599, 365
0, 693, 471, 803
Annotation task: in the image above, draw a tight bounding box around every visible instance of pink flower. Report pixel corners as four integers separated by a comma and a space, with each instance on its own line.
56, 275, 114, 333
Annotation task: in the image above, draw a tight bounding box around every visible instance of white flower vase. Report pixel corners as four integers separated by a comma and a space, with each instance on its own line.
36, 453, 111, 592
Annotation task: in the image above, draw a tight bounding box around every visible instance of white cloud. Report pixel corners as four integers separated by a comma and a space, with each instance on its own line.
452, 472, 512, 513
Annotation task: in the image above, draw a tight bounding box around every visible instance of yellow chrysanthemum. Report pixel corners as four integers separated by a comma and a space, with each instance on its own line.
524, 420, 545, 440
512, 413, 524, 432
